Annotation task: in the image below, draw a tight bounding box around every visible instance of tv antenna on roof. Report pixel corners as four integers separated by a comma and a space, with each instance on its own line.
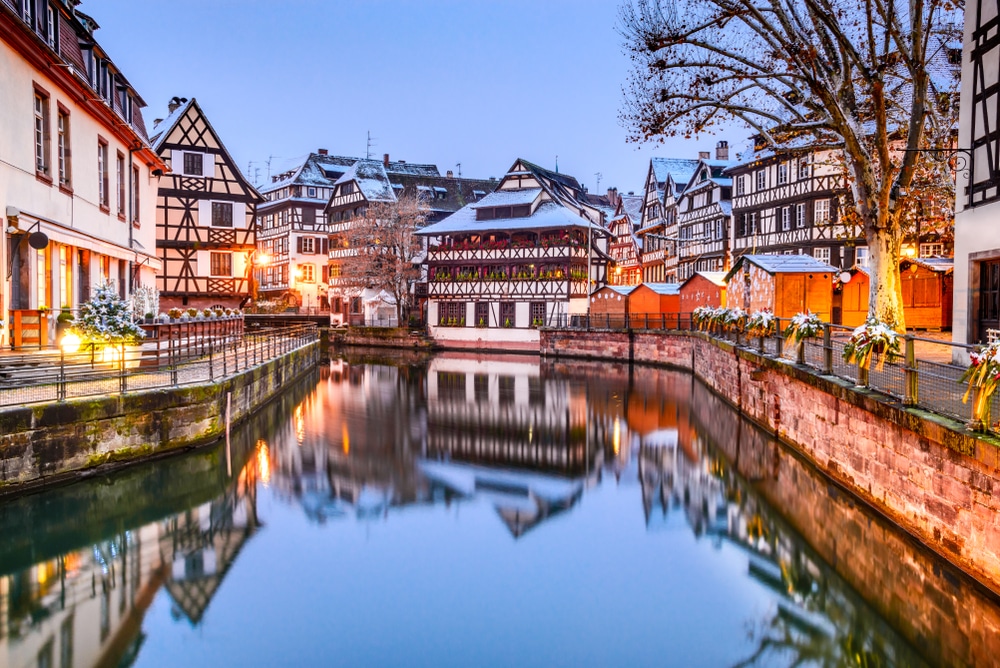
595, 172, 602, 193
366, 131, 377, 160
455, 163, 462, 179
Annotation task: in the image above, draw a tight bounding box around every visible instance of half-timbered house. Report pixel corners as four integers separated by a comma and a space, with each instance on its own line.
727, 144, 857, 269
608, 193, 644, 285
325, 155, 496, 325
954, 0, 1000, 348
675, 150, 736, 281
637, 156, 700, 283
150, 97, 263, 310
1, 0, 166, 348
417, 159, 611, 350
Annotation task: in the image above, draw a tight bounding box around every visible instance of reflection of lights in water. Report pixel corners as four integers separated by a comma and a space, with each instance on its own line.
613, 417, 621, 456
295, 405, 305, 445
257, 440, 271, 486
342, 422, 350, 455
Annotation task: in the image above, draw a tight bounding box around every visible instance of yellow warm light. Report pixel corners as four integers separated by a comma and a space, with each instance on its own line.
255, 252, 270, 266
295, 405, 305, 445
901, 246, 917, 258
613, 417, 621, 456
257, 441, 271, 486
342, 422, 350, 455
61, 332, 81, 354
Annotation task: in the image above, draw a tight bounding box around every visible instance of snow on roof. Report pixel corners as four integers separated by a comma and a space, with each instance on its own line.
335, 159, 395, 202
470, 188, 543, 208
640, 282, 680, 296
621, 195, 643, 222
726, 254, 837, 281
149, 98, 194, 150
690, 271, 727, 287
907, 257, 953, 272
418, 200, 593, 236
651, 157, 700, 187
594, 285, 638, 297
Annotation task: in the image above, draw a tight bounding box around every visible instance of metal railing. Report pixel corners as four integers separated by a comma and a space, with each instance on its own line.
550, 313, 984, 429
0, 323, 318, 408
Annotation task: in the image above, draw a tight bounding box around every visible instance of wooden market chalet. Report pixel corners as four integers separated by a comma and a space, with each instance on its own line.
417, 159, 611, 349
636, 156, 700, 283
150, 97, 263, 310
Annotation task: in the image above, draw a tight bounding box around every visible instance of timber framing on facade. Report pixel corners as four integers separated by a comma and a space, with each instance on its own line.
674, 148, 735, 281
607, 192, 644, 286
150, 97, 263, 309
637, 156, 701, 283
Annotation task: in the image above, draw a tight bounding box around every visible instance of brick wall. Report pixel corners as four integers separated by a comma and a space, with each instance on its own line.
542, 328, 1000, 593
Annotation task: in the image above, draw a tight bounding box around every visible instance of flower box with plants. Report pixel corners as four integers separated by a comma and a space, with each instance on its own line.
783, 311, 824, 355
745, 310, 776, 338
961, 341, 1000, 429
842, 317, 900, 371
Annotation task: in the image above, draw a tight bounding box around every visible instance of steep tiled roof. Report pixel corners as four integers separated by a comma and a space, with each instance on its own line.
417, 200, 594, 236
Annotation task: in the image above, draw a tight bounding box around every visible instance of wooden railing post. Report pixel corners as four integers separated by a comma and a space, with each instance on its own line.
823, 324, 833, 375
904, 335, 918, 406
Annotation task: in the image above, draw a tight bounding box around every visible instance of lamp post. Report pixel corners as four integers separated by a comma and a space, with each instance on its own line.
246, 250, 269, 303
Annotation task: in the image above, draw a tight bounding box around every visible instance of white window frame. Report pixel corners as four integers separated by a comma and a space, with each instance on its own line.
777, 162, 788, 185
813, 247, 831, 264
300, 263, 315, 283
798, 157, 810, 179
301, 237, 315, 254
781, 206, 791, 232
814, 199, 830, 223
856, 246, 870, 268
735, 175, 745, 195
919, 242, 944, 258
795, 203, 806, 228
755, 170, 766, 190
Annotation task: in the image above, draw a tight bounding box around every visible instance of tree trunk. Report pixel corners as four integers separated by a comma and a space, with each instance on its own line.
866, 229, 906, 331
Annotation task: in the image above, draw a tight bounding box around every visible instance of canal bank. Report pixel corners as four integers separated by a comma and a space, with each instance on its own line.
542, 329, 1000, 598
0, 339, 321, 496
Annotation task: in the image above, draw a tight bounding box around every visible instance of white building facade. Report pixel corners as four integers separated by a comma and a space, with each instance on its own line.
0, 0, 164, 347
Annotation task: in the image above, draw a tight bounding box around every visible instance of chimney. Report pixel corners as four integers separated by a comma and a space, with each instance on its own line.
318, 148, 328, 156
383, 153, 390, 167
628, 191, 634, 196
698, 151, 711, 160
167, 96, 186, 113
606, 187, 618, 207
716, 140, 729, 161
446, 170, 453, 178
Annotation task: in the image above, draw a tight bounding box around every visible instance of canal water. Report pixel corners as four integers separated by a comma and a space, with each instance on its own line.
2, 350, 999, 667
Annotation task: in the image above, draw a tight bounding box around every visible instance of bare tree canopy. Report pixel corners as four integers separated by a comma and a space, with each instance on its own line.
620, 0, 962, 329
339, 191, 428, 326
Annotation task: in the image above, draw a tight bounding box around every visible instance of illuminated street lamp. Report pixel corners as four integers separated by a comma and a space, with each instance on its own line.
247, 250, 270, 301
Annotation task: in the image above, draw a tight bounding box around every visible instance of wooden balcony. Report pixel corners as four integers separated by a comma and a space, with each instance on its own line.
427, 245, 588, 263
427, 278, 589, 300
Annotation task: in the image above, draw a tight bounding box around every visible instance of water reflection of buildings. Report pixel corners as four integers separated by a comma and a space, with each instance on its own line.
0, 450, 262, 668
423, 354, 602, 537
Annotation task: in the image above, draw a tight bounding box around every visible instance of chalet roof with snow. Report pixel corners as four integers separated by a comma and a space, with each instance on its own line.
852, 257, 954, 276
620, 195, 644, 222
593, 285, 638, 297
640, 282, 681, 296
417, 200, 597, 236
335, 160, 395, 202
470, 188, 542, 208
684, 271, 727, 288
725, 254, 837, 282
651, 158, 701, 193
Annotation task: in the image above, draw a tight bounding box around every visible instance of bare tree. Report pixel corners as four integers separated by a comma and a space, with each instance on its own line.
620, 0, 960, 329
339, 191, 428, 326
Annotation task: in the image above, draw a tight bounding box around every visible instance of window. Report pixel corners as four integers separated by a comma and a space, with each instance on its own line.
21, 0, 33, 24
499, 301, 515, 328
755, 170, 766, 190
781, 206, 791, 231
920, 242, 944, 258
475, 302, 490, 327
210, 252, 232, 276
439, 301, 466, 326
97, 138, 109, 210
341, 182, 355, 195
116, 152, 125, 217
798, 157, 810, 179
301, 237, 315, 253
132, 165, 140, 225
46, 5, 56, 49
307, 187, 316, 198
530, 302, 546, 327
777, 162, 788, 185
211, 202, 233, 227
855, 246, 870, 268
56, 107, 70, 187
119, 88, 133, 123
814, 199, 830, 223
738, 212, 756, 236
34, 90, 50, 177
182, 152, 203, 176
302, 207, 316, 225
735, 175, 745, 195
795, 203, 806, 228
813, 247, 831, 264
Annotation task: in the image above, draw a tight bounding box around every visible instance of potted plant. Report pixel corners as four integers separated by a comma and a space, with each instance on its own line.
843, 317, 900, 372
962, 341, 1000, 429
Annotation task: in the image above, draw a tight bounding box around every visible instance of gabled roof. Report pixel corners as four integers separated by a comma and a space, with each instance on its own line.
517, 159, 582, 192
725, 254, 837, 282
685, 271, 727, 288
470, 188, 542, 208
335, 159, 395, 202
638, 282, 680, 296
149, 97, 263, 202
593, 285, 638, 297
417, 200, 598, 236
650, 158, 700, 189
262, 154, 440, 193
620, 195, 644, 223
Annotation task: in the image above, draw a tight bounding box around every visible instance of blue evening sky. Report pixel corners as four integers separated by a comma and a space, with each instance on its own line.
88, 0, 744, 194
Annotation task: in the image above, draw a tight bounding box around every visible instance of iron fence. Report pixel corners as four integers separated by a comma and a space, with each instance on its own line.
549, 314, 986, 429
0, 323, 318, 408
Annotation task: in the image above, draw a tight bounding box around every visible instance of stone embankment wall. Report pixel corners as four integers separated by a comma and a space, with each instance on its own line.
0, 342, 320, 495
542, 329, 1000, 595
331, 327, 435, 350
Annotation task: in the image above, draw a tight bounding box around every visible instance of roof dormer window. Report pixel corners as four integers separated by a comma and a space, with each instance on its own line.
476, 205, 531, 221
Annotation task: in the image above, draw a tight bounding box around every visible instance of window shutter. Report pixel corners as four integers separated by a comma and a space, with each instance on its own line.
203, 153, 214, 178
322, 265, 329, 283
321, 238, 329, 255
297, 237, 303, 254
